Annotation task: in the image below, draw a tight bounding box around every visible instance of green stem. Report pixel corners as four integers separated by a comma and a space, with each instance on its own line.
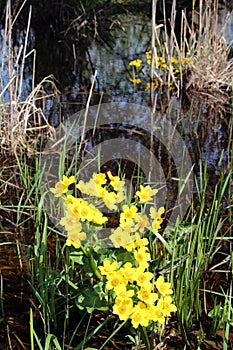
141, 325, 151, 350
85, 247, 102, 279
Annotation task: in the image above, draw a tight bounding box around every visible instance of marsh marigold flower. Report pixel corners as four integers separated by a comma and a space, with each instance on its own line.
113, 298, 133, 321
50, 175, 75, 197
98, 259, 118, 276
129, 59, 142, 67
129, 77, 141, 84
136, 185, 158, 202
155, 276, 173, 296
66, 230, 87, 249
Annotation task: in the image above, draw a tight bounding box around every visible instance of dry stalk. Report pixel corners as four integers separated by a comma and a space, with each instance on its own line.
153, 0, 233, 114
182, 0, 233, 113
0, 0, 59, 156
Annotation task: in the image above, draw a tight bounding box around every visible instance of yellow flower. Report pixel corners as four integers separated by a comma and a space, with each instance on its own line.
157, 296, 177, 316
107, 171, 125, 192
105, 271, 126, 290
155, 276, 173, 296
60, 208, 81, 231
134, 247, 151, 265
109, 227, 136, 248
134, 214, 150, 233
92, 172, 107, 186
88, 204, 108, 225
98, 259, 118, 276
50, 175, 75, 197
122, 233, 141, 251
131, 302, 150, 328
64, 194, 75, 206
135, 185, 158, 202
135, 268, 154, 287
150, 206, 165, 231
113, 298, 133, 321
134, 237, 149, 248
170, 57, 178, 64
66, 229, 86, 249
101, 190, 118, 210
119, 262, 137, 283
120, 205, 138, 226
77, 202, 93, 222
114, 283, 134, 299
138, 287, 158, 304
151, 304, 166, 324
129, 59, 142, 67
129, 77, 141, 84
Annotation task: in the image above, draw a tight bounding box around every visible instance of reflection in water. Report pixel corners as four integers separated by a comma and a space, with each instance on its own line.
0, 2, 232, 180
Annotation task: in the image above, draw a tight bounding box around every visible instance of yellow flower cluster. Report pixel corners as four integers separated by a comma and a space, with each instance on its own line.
76, 171, 125, 211
50, 172, 164, 250
129, 59, 142, 67
129, 50, 190, 90
145, 50, 190, 71
109, 184, 163, 248
99, 238, 177, 328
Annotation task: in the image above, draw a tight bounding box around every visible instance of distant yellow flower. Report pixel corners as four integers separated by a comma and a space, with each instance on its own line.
60, 208, 81, 231
109, 227, 135, 248
50, 175, 75, 197
170, 57, 178, 64
129, 77, 141, 84
134, 214, 150, 233
150, 206, 165, 231
129, 59, 142, 67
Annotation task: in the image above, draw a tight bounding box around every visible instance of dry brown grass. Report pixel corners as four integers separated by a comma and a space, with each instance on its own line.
0, 0, 58, 157
152, 0, 233, 113
183, 0, 233, 112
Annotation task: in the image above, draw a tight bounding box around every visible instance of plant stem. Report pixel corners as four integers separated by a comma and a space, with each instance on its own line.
81, 246, 101, 279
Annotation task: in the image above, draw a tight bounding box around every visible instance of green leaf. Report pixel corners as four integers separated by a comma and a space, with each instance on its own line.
116, 251, 134, 264
70, 251, 84, 265
75, 286, 109, 313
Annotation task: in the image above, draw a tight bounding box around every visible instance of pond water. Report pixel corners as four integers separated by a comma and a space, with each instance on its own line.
0, 1, 232, 214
